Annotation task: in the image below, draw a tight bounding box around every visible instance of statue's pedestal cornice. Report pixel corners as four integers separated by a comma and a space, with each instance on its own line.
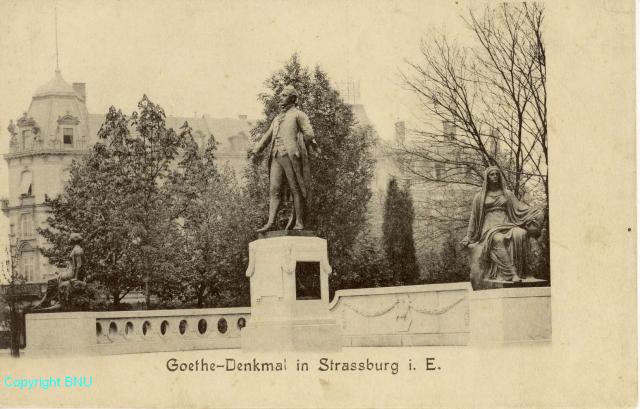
257, 229, 316, 239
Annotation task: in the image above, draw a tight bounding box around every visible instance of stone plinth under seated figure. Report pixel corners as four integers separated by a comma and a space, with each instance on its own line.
469, 286, 551, 345
241, 233, 342, 351
483, 276, 548, 289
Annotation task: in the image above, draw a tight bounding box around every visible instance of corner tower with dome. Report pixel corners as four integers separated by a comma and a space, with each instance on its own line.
3, 69, 93, 284
1, 69, 260, 286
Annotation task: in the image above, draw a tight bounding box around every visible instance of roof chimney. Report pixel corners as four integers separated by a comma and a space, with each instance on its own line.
490, 127, 500, 155
394, 121, 406, 144
443, 120, 455, 139
73, 83, 86, 103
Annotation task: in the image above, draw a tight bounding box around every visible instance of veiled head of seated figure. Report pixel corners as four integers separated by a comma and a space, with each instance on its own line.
485, 166, 503, 189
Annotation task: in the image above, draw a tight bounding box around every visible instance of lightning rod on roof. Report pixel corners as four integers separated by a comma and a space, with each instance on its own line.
55, 2, 60, 71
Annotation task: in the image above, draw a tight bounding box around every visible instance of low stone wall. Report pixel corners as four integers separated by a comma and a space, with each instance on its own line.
328, 283, 471, 347
23, 282, 551, 354
25, 307, 251, 356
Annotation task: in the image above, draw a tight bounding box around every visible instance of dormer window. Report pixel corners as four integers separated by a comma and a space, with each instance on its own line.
63, 128, 74, 145
22, 129, 31, 149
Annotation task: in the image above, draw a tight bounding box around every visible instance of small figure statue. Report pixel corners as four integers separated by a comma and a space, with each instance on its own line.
7, 120, 18, 151
461, 166, 544, 289
7, 120, 16, 138
32, 233, 87, 310
68, 233, 86, 280
248, 85, 320, 232
32, 127, 43, 149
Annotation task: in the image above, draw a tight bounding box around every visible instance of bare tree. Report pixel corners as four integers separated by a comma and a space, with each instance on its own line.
398, 3, 547, 202
393, 3, 547, 251
469, 3, 547, 198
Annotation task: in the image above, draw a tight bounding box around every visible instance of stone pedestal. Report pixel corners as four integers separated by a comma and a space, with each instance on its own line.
241, 232, 342, 351
469, 286, 551, 345
25, 311, 97, 356
483, 277, 549, 289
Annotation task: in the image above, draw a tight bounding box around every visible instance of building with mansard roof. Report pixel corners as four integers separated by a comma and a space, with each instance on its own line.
2, 70, 387, 285
2, 70, 259, 284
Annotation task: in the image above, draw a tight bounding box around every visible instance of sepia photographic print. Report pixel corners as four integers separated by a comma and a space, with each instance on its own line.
0, 0, 635, 408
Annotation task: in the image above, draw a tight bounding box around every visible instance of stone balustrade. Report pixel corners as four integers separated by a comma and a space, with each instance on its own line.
25, 307, 250, 356
6, 139, 89, 157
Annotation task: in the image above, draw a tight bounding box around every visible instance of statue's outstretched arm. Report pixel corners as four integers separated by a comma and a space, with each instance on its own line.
253, 122, 274, 155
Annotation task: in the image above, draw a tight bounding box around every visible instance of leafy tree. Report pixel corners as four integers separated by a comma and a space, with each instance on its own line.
382, 178, 420, 285
421, 234, 469, 284
527, 226, 550, 282
161, 133, 252, 308
328, 232, 393, 299
40, 96, 187, 308
40, 149, 141, 308
245, 54, 377, 292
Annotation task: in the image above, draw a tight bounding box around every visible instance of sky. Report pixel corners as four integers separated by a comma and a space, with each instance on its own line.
0, 0, 475, 258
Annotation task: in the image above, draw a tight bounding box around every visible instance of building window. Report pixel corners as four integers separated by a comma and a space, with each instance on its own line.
20, 214, 34, 237
63, 128, 74, 145
434, 163, 444, 179
21, 252, 37, 282
19, 170, 33, 197
490, 128, 501, 155
22, 129, 31, 150
491, 139, 500, 155
230, 133, 248, 152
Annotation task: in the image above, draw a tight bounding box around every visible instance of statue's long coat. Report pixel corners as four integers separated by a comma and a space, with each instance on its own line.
254, 106, 315, 200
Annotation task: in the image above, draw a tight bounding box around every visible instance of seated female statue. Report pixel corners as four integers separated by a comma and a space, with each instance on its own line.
461, 166, 544, 289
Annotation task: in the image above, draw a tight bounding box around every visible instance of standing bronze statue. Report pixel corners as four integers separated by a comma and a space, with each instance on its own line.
249, 85, 320, 232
